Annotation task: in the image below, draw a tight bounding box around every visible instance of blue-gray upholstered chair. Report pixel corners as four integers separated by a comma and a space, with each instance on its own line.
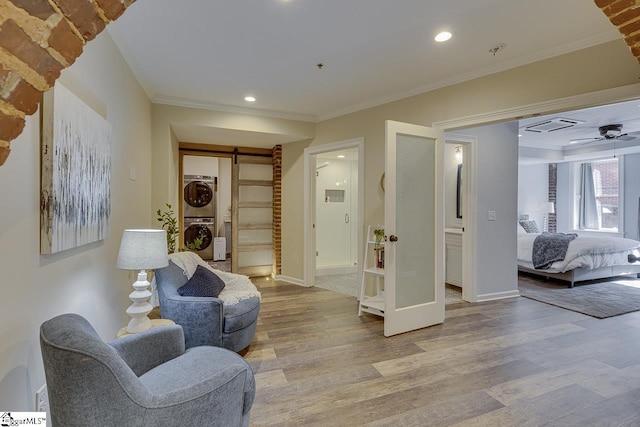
40, 313, 255, 427
154, 260, 260, 352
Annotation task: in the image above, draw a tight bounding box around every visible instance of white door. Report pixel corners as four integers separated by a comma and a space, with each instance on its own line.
316, 159, 351, 268
384, 120, 445, 337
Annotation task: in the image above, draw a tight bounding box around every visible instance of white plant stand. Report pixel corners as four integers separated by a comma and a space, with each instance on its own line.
358, 225, 385, 317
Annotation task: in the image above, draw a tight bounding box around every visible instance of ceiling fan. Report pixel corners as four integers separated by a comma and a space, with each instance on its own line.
569, 123, 639, 145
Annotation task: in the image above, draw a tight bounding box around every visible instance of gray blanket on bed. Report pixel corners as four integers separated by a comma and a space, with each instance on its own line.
532, 232, 578, 270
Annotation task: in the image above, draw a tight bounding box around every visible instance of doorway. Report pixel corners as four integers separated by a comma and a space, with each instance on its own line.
314, 147, 359, 296
304, 138, 364, 294
179, 144, 275, 276
442, 134, 478, 303
180, 154, 232, 270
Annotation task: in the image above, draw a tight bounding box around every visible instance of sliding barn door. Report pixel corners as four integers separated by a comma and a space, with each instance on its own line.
232, 154, 274, 276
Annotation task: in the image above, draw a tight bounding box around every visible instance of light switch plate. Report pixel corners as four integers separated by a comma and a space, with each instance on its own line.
488, 210, 496, 221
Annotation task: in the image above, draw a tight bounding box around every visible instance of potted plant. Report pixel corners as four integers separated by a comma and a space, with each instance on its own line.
373, 227, 385, 268
156, 203, 202, 254
156, 203, 179, 254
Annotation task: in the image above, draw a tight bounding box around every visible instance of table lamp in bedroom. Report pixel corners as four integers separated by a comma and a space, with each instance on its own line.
540, 201, 555, 233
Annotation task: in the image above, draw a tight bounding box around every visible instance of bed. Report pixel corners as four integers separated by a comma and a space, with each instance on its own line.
517, 231, 640, 287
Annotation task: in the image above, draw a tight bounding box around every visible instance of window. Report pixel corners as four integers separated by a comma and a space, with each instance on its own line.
573, 157, 622, 232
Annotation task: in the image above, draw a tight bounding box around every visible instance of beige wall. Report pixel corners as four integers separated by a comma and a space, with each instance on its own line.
280, 39, 640, 281
0, 32, 152, 410
280, 139, 313, 280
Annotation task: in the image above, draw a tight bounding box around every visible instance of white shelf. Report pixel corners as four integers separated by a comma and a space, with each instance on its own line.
361, 295, 384, 310
359, 225, 385, 318
360, 295, 385, 316
363, 267, 384, 276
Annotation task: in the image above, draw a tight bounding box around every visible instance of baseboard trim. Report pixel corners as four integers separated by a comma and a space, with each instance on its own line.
315, 266, 357, 276
476, 289, 520, 302
274, 275, 311, 287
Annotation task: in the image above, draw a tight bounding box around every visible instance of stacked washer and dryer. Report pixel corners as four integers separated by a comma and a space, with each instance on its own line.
183, 175, 218, 260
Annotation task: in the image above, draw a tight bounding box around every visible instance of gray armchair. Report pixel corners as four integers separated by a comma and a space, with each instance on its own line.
154, 260, 260, 352
40, 313, 255, 427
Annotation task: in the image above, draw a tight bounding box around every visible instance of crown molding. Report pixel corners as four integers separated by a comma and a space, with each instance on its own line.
106, 26, 155, 100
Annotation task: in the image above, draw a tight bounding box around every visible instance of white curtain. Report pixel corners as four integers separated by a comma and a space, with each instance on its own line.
579, 163, 599, 230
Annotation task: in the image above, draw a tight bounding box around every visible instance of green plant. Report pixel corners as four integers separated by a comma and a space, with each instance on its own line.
156, 203, 179, 254
185, 232, 205, 251
373, 228, 385, 248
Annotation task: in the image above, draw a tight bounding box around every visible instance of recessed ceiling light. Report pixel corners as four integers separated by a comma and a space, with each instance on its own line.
337, 155, 345, 158
435, 31, 452, 42
244, 96, 256, 102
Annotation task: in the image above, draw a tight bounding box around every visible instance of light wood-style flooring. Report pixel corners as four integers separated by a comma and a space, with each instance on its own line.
245, 278, 640, 426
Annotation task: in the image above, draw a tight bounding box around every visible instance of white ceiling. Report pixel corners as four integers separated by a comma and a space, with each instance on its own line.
516, 99, 640, 165
518, 99, 640, 149
108, 0, 624, 146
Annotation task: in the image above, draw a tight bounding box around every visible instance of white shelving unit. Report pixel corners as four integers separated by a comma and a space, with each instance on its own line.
358, 225, 385, 317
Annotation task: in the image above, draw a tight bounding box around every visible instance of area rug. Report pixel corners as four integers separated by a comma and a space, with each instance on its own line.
518, 274, 640, 319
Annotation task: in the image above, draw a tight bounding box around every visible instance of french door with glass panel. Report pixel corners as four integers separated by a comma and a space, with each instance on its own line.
384, 120, 445, 336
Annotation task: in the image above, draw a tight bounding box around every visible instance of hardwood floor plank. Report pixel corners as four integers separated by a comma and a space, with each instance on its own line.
367, 390, 503, 427
244, 279, 640, 426
523, 336, 626, 369
549, 387, 640, 426
254, 369, 288, 389
579, 363, 640, 398
592, 342, 640, 369
244, 347, 277, 362
485, 359, 616, 406
451, 384, 603, 427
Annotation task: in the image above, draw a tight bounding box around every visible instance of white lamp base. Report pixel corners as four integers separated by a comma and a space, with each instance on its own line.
125, 270, 153, 333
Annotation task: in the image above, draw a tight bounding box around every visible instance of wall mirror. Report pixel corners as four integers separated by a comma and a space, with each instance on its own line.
456, 164, 463, 219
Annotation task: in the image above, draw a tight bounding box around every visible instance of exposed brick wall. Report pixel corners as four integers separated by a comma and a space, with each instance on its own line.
595, 0, 640, 64
272, 144, 282, 275
0, 0, 135, 166
548, 163, 557, 233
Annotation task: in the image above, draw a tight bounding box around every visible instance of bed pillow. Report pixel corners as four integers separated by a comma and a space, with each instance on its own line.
177, 265, 226, 297
519, 219, 540, 233
517, 223, 527, 235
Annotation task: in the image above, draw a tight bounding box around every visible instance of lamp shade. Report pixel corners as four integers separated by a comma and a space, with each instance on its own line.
539, 201, 555, 214
116, 229, 169, 270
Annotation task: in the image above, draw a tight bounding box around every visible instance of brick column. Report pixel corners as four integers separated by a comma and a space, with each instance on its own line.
272, 144, 282, 276
548, 163, 557, 233
594, 0, 640, 64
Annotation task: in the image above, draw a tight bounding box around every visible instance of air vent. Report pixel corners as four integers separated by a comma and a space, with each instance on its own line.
524, 117, 584, 133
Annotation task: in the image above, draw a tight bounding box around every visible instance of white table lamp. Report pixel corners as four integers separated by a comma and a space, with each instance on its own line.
539, 201, 555, 232
116, 229, 168, 333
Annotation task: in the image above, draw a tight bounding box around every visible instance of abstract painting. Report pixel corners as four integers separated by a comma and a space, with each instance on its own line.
40, 82, 112, 254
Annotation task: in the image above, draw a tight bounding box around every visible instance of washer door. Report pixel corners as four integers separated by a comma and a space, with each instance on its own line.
184, 181, 213, 207
184, 224, 213, 250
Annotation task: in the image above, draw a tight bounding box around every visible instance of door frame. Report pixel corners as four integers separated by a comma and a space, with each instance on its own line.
444, 133, 478, 302
304, 138, 365, 286
433, 83, 640, 301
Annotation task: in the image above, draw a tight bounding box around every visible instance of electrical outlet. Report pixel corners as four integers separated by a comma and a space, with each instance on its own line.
35, 384, 48, 413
